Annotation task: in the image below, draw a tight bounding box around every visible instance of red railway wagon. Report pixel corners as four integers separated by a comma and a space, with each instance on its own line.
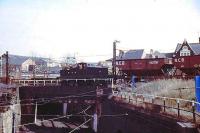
117, 58, 173, 78
173, 55, 200, 75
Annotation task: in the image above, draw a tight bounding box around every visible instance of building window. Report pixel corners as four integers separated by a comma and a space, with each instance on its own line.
180, 46, 190, 56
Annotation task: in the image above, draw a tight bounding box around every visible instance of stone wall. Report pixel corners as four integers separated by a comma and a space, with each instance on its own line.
0, 87, 21, 133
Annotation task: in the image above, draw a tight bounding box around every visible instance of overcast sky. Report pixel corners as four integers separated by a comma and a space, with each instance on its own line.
0, 0, 200, 62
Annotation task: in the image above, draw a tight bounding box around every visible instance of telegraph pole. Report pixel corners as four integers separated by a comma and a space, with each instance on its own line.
0, 56, 2, 78
112, 40, 120, 84
2, 51, 9, 84
5, 51, 9, 84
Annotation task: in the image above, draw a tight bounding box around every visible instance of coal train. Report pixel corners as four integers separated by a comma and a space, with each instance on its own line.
117, 55, 200, 80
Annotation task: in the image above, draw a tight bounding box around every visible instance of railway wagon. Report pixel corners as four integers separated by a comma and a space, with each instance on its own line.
117, 58, 173, 79
173, 55, 200, 75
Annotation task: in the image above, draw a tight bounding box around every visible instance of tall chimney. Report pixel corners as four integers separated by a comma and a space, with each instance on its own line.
199, 37, 200, 43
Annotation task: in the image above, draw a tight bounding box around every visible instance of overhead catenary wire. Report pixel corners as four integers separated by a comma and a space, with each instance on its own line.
18, 86, 112, 103
0, 87, 112, 107
0, 105, 92, 131
17, 113, 128, 117
18, 89, 99, 103
68, 118, 92, 133
0, 89, 106, 107
0, 93, 110, 108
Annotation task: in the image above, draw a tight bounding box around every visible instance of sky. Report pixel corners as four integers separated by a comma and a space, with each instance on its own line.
0, 0, 200, 62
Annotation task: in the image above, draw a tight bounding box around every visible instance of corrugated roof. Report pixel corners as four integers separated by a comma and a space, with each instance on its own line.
117, 49, 144, 60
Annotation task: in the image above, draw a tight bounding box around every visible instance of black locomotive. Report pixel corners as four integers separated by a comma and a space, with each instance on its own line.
60, 63, 108, 79
60, 63, 110, 95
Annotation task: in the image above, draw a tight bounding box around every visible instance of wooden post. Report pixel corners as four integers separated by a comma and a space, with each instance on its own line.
152, 97, 154, 104
163, 99, 166, 112
124, 93, 127, 100
12, 113, 15, 133
34, 102, 38, 124
177, 100, 180, 118
5, 51, 9, 84
128, 95, 131, 103
135, 94, 137, 104
192, 102, 196, 123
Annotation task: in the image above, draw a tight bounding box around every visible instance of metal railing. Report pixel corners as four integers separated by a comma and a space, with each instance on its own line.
112, 90, 200, 123
11, 78, 112, 86
11, 79, 60, 86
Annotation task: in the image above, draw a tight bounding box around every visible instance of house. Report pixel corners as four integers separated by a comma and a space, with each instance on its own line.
145, 49, 173, 59
173, 38, 200, 57
4, 55, 29, 79
21, 58, 47, 73
117, 49, 146, 60
0, 54, 49, 79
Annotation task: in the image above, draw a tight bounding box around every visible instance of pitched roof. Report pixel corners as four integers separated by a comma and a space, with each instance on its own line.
8, 55, 47, 65
145, 51, 173, 59
175, 43, 182, 53
9, 55, 29, 65
189, 43, 200, 55
33, 58, 47, 64
164, 53, 174, 58
117, 49, 144, 60
174, 42, 200, 55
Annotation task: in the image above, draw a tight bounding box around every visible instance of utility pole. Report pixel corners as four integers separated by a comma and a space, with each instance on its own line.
0, 56, 2, 78
2, 51, 9, 84
112, 40, 120, 84
6, 51, 9, 84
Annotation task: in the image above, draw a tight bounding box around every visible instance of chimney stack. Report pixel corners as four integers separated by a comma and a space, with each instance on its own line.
199, 37, 200, 43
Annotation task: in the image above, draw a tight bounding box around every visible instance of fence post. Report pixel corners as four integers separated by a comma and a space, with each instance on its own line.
152, 96, 154, 104
192, 101, 196, 123
142, 96, 145, 102
163, 98, 166, 112
177, 99, 180, 118
135, 94, 137, 104
129, 95, 131, 103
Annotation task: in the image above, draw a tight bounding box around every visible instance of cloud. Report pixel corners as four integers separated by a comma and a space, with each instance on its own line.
0, 0, 200, 61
